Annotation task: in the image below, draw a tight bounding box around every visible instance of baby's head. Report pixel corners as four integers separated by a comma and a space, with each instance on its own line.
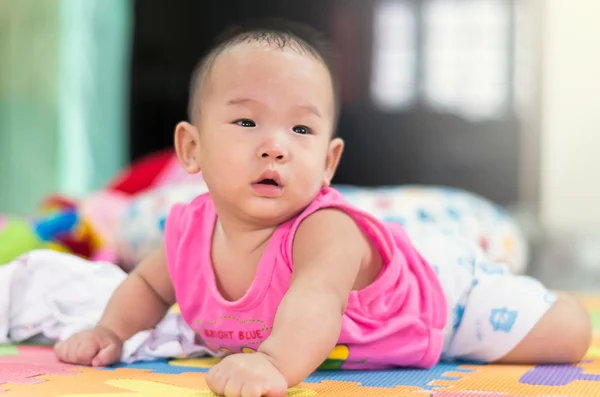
175, 19, 344, 225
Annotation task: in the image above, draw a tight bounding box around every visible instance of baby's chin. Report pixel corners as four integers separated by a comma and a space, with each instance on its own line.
240, 197, 309, 226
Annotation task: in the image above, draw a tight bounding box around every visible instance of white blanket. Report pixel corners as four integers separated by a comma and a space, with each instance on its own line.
0, 250, 213, 363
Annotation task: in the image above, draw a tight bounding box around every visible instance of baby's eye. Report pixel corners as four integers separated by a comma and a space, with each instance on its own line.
292, 125, 311, 135
235, 119, 256, 127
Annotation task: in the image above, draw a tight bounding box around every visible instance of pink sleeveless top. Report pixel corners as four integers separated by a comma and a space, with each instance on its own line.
165, 187, 447, 369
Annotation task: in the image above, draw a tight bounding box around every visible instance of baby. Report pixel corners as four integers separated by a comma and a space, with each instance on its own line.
56, 19, 592, 397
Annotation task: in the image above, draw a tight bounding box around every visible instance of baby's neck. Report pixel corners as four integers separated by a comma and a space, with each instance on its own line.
213, 214, 278, 257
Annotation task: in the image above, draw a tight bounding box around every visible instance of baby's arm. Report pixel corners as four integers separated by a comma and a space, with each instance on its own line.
259, 209, 368, 385
55, 245, 175, 366
206, 209, 368, 395
97, 246, 175, 341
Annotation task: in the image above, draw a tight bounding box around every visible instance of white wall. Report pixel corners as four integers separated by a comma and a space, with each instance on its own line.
539, 0, 600, 233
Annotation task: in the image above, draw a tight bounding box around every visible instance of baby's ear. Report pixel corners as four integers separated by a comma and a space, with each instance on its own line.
323, 137, 344, 186
174, 122, 202, 174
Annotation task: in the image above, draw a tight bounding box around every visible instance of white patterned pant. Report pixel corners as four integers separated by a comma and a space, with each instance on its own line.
409, 228, 555, 363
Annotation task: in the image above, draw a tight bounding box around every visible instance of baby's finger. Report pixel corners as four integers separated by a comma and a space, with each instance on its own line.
223, 377, 241, 397
65, 338, 84, 364
54, 342, 67, 362
240, 382, 263, 397
76, 340, 101, 364
264, 385, 288, 397
206, 366, 227, 396
91, 344, 121, 367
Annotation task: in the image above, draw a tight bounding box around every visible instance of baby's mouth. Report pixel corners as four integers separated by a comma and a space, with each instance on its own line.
256, 178, 279, 187
253, 170, 283, 187
251, 171, 284, 197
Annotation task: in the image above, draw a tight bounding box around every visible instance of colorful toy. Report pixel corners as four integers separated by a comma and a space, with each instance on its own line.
0, 194, 116, 265
1, 149, 204, 267
0, 213, 73, 265
37, 197, 103, 260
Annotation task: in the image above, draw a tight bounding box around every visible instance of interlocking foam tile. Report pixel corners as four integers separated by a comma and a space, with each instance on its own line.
0, 346, 19, 357
164, 357, 473, 390
1, 367, 428, 397
165, 355, 475, 391
105, 359, 209, 374
591, 311, 600, 331
432, 393, 521, 396
303, 363, 475, 390
430, 360, 600, 396
0, 346, 86, 392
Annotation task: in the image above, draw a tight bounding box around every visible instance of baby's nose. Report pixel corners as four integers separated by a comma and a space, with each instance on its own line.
258, 143, 288, 162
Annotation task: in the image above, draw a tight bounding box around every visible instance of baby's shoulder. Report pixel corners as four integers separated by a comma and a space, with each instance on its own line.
289, 188, 373, 247
290, 207, 384, 289
293, 207, 371, 256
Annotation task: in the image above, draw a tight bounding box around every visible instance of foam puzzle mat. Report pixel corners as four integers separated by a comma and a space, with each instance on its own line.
2, 295, 600, 397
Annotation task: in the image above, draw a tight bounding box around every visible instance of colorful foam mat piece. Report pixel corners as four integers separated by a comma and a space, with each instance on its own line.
2, 295, 600, 397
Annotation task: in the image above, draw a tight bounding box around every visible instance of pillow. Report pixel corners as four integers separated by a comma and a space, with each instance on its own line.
116, 183, 527, 274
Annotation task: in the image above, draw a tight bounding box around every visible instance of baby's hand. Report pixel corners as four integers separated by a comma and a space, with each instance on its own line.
55, 326, 122, 367
206, 352, 288, 397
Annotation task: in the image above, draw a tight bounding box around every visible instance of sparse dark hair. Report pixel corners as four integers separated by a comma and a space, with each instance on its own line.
187, 18, 340, 135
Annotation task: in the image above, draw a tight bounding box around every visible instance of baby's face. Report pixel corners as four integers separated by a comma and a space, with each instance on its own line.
194, 43, 340, 224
